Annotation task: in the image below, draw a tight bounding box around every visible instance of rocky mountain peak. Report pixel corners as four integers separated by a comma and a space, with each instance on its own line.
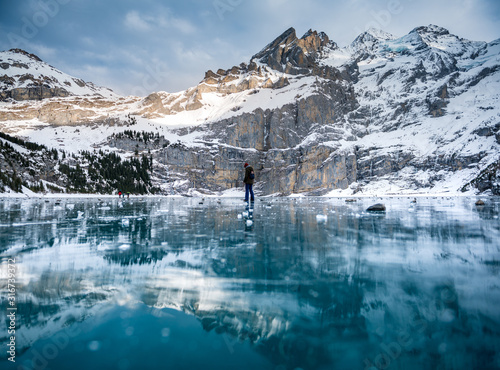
299, 29, 330, 51
350, 28, 394, 50
412, 24, 451, 38
408, 24, 452, 47
348, 28, 396, 59
406, 24, 483, 57
253, 27, 298, 60
7, 48, 43, 62
252, 27, 331, 74
365, 28, 396, 41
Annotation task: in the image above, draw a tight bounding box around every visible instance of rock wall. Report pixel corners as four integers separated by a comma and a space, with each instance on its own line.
200, 79, 358, 151
461, 159, 500, 195
0, 97, 122, 125
156, 144, 260, 192
155, 142, 355, 196
0, 86, 71, 101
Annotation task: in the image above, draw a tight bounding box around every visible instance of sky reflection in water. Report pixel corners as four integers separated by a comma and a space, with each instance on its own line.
1, 197, 499, 370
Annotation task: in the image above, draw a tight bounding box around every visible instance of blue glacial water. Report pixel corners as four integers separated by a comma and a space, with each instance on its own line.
0, 196, 500, 370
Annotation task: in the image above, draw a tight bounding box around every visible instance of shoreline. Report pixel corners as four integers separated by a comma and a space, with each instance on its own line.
0, 191, 492, 200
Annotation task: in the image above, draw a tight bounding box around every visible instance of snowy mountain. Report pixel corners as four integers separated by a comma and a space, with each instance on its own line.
0, 25, 499, 196
0, 49, 117, 101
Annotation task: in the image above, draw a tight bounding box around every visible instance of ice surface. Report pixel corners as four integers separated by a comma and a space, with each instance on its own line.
0, 197, 499, 369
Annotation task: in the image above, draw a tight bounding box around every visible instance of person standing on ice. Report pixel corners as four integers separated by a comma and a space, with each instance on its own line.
243, 163, 255, 202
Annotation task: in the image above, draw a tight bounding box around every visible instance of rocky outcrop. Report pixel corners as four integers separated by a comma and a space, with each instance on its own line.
137, 92, 170, 117
0, 97, 126, 125
0, 86, 71, 101
461, 159, 500, 195
366, 203, 386, 212
7, 48, 42, 62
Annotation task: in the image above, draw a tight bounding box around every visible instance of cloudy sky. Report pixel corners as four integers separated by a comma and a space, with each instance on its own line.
1, 0, 499, 96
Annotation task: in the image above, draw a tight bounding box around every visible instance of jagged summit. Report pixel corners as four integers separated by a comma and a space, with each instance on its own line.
251, 27, 331, 74
402, 24, 486, 57
302, 29, 330, 44
362, 28, 396, 41
349, 28, 395, 55
253, 27, 298, 60
412, 24, 451, 37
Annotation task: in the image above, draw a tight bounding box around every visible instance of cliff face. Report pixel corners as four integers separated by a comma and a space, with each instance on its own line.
157, 76, 359, 195
1, 26, 499, 196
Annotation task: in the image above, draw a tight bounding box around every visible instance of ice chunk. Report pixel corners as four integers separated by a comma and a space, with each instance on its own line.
316, 214, 328, 222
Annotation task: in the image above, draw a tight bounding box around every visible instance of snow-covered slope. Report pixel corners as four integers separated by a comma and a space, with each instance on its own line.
0, 25, 499, 196
0, 49, 117, 100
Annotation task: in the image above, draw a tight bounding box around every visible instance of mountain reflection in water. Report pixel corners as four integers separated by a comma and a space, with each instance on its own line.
1, 197, 499, 370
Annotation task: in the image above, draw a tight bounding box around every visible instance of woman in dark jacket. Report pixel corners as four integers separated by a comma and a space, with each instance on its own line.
243, 163, 255, 202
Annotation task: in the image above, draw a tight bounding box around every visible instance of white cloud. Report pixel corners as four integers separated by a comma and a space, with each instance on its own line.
156, 8, 197, 35
169, 17, 196, 34
124, 11, 151, 32
171, 41, 213, 64
124, 8, 196, 35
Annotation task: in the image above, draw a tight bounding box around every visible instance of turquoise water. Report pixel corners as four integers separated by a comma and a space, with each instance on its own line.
1, 197, 500, 370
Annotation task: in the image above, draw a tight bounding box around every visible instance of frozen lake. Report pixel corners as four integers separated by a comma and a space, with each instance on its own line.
1, 196, 500, 370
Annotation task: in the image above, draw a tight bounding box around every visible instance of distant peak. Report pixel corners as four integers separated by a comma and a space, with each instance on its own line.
412, 25, 450, 36
365, 28, 396, 40
351, 28, 394, 50
7, 48, 43, 62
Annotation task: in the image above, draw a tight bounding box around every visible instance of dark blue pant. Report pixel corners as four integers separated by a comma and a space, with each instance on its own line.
245, 183, 254, 201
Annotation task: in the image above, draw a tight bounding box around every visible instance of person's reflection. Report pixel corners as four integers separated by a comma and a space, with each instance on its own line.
244, 202, 254, 232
